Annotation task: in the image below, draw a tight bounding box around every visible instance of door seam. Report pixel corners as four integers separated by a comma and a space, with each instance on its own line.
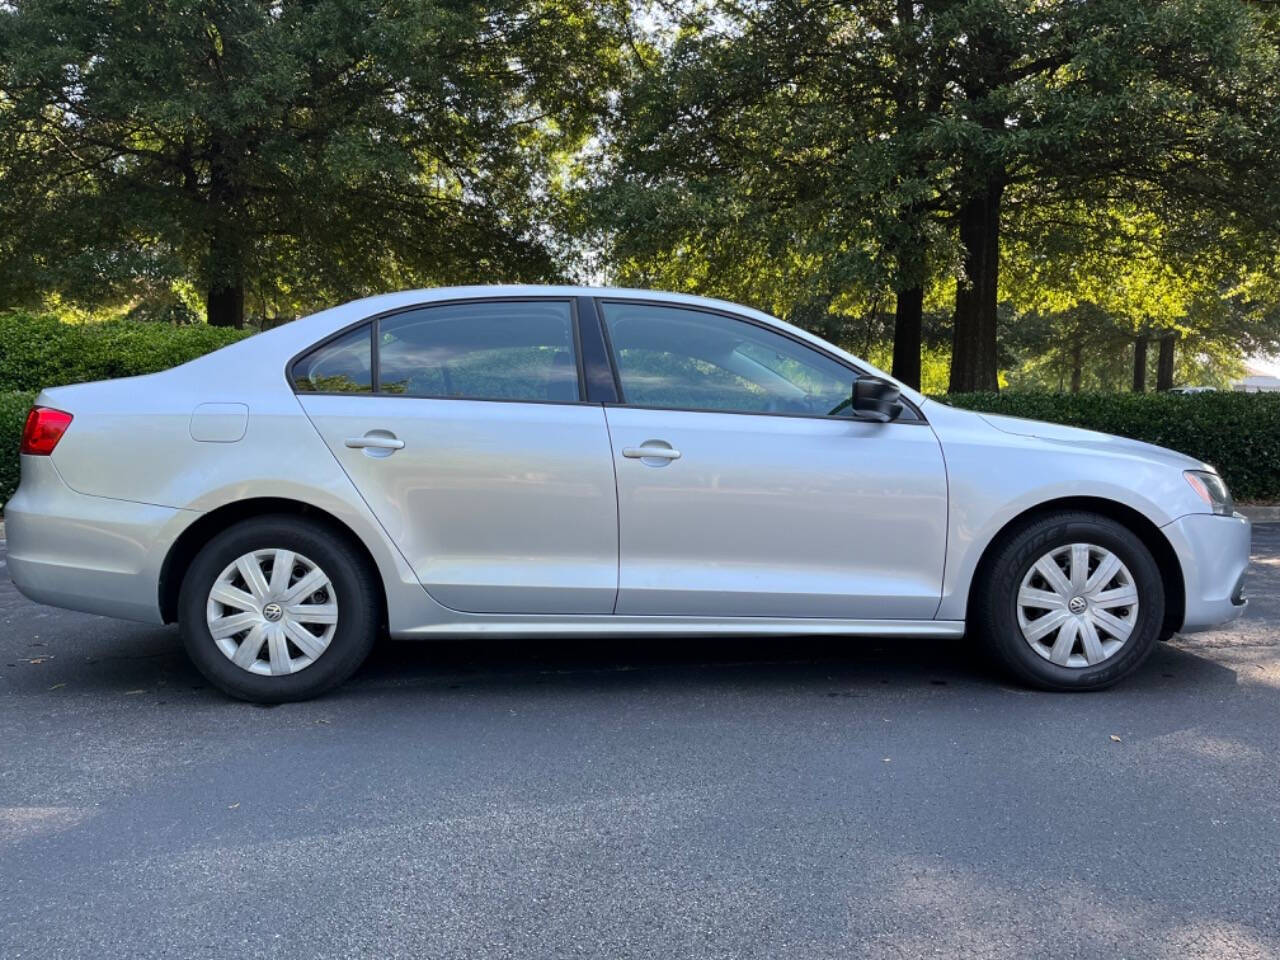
600, 405, 623, 614
929, 423, 951, 621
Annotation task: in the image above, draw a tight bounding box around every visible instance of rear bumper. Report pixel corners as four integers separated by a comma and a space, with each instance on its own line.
1162, 511, 1251, 632
4, 456, 194, 624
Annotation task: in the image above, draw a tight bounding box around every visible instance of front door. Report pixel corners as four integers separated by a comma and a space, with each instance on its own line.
598, 300, 948, 619
294, 298, 619, 615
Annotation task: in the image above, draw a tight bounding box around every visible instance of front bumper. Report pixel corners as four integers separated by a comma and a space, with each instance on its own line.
1162, 511, 1251, 632
4, 456, 195, 624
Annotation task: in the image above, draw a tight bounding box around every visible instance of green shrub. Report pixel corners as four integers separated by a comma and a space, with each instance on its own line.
0, 311, 250, 507
945, 391, 1280, 502
0, 310, 250, 393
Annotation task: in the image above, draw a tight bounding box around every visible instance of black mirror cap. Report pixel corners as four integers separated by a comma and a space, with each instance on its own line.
851, 376, 904, 423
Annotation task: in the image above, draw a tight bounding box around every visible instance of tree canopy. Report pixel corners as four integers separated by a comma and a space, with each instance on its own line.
1, 0, 1278, 391
587, 0, 1280, 389
0, 0, 625, 326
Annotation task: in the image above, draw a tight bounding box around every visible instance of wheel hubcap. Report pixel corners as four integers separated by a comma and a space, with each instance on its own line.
1016, 543, 1139, 668
206, 549, 339, 676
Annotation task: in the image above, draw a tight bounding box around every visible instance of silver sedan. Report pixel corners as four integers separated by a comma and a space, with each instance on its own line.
4, 286, 1251, 701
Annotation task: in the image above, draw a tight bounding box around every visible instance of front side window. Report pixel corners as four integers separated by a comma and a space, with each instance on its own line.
600, 302, 855, 416
292, 323, 373, 393
378, 300, 579, 402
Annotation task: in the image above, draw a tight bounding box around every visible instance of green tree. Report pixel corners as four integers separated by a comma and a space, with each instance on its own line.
1002, 197, 1280, 390
590, 0, 1280, 390
588, 1, 949, 385
901, 0, 1280, 390
0, 0, 623, 326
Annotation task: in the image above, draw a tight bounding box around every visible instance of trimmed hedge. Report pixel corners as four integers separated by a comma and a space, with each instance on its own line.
945, 391, 1280, 502
1, 312, 251, 507
0, 311, 249, 393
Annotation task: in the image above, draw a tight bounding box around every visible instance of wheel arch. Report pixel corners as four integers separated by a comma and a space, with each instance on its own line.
159, 497, 387, 627
964, 496, 1185, 639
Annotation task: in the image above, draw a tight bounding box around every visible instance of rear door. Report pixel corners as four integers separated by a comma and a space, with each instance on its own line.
597, 299, 949, 619
294, 298, 619, 615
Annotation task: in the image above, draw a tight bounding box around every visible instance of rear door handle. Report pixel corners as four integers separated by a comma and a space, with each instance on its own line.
345, 436, 404, 450
345, 432, 404, 460
622, 443, 681, 461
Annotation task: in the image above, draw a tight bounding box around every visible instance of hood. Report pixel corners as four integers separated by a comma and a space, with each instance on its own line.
977, 412, 1209, 472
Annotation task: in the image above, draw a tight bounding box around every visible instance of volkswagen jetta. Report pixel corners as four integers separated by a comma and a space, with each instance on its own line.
4, 287, 1250, 701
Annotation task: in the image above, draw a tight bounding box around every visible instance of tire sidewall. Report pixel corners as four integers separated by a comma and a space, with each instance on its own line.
984, 514, 1165, 691
178, 517, 377, 702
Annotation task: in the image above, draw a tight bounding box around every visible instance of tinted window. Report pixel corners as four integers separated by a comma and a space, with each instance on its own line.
601, 303, 855, 416
378, 301, 579, 402
292, 324, 373, 393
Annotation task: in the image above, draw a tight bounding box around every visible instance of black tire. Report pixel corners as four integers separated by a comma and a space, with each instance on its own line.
178, 515, 379, 703
973, 511, 1165, 691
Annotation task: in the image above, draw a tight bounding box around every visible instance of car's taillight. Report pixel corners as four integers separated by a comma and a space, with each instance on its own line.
20, 406, 73, 456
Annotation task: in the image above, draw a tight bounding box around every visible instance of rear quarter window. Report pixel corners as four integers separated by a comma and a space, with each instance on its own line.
292, 324, 373, 393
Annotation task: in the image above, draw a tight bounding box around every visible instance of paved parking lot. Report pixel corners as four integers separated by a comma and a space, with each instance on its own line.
2, 525, 1278, 959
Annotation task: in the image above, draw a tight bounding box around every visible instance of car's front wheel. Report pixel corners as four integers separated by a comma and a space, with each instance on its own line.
974, 511, 1166, 690
178, 515, 379, 702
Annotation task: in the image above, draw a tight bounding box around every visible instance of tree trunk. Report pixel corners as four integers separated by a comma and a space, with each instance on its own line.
949, 180, 1004, 393
1070, 341, 1083, 394
891, 285, 924, 390
1156, 334, 1176, 391
888, 1, 932, 393
1132, 336, 1148, 393
206, 278, 245, 328
205, 210, 245, 328
205, 138, 246, 329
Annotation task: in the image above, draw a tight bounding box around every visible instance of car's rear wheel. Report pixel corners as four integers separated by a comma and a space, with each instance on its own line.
974, 511, 1165, 691
178, 515, 378, 702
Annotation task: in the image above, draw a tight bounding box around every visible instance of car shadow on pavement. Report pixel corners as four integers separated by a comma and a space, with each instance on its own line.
1, 614, 1247, 703
343, 630, 1245, 700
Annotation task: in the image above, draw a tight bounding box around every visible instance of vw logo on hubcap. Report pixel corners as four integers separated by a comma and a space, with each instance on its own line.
1068, 596, 1087, 615
262, 602, 284, 622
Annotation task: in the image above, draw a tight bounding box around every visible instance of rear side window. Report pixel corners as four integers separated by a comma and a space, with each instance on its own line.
378, 300, 578, 403
292, 324, 373, 393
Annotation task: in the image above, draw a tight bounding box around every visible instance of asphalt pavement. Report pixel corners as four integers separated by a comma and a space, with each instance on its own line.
2, 526, 1278, 959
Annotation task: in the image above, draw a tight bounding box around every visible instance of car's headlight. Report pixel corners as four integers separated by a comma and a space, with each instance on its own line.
1184, 470, 1235, 516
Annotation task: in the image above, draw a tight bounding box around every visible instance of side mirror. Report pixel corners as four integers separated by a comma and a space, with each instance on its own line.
851, 376, 904, 423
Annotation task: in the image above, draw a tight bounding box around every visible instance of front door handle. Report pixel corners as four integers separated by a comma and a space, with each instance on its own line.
345, 435, 405, 450
622, 442, 681, 462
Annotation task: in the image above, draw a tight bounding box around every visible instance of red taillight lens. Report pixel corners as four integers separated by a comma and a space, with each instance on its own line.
20, 406, 73, 456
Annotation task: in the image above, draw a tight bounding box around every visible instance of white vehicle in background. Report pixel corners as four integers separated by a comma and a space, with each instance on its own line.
4, 286, 1251, 702
1233, 375, 1280, 393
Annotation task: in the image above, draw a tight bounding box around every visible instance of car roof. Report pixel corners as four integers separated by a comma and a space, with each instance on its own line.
320, 284, 780, 321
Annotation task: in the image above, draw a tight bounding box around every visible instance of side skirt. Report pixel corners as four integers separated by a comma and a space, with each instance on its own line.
391, 617, 966, 640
